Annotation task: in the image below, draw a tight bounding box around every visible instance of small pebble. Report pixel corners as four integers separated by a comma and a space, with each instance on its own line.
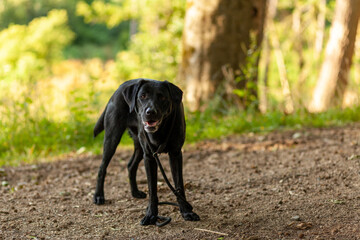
291, 215, 301, 221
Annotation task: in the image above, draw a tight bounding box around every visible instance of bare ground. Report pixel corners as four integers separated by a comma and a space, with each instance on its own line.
1, 124, 360, 239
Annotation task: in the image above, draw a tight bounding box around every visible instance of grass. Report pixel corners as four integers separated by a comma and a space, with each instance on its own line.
0, 116, 133, 167
1, 104, 360, 167
186, 106, 360, 143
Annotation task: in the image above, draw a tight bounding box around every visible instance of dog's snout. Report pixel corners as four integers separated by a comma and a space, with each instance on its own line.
145, 107, 156, 116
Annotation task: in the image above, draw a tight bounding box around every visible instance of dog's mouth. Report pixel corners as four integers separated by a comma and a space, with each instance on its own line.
143, 120, 161, 133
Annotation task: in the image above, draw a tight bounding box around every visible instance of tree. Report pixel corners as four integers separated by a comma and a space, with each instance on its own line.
179, 0, 267, 111
309, 0, 360, 112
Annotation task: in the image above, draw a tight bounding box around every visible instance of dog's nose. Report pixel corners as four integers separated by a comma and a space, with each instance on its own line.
145, 107, 156, 116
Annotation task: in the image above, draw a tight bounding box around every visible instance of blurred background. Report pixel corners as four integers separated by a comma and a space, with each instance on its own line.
1, 0, 360, 166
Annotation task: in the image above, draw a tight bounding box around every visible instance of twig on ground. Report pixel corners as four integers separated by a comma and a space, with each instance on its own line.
194, 227, 229, 236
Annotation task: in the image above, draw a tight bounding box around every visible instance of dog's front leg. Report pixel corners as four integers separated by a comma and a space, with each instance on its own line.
140, 153, 159, 225
169, 151, 200, 221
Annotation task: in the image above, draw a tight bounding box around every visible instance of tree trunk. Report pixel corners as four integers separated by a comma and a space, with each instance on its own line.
259, 0, 277, 114
179, 0, 266, 111
309, 0, 360, 112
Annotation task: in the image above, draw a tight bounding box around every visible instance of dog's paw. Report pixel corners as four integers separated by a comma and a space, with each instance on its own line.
132, 190, 147, 199
140, 215, 157, 226
182, 211, 200, 221
93, 195, 105, 205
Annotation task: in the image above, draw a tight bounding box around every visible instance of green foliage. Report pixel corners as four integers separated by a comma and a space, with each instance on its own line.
0, 10, 74, 83
76, 0, 133, 27
0, 10, 75, 166
3, 96, 359, 167
0, 68, 133, 166
260, 0, 335, 109
0, 10, 74, 165
76, 0, 186, 80
186, 105, 360, 143
233, 43, 261, 108
0, 0, 130, 60
0, 105, 96, 166
120, 0, 185, 80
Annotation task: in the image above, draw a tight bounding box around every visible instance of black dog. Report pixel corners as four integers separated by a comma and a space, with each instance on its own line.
93, 78, 200, 225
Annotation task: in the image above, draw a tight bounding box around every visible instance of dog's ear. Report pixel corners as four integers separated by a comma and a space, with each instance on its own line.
122, 79, 145, 113
164, 81, 183, 105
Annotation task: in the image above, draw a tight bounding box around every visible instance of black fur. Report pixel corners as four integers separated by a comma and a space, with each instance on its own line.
93, 78, 200, 225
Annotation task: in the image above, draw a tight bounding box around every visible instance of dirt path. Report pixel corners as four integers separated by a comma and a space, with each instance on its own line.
1, 125, 360, 239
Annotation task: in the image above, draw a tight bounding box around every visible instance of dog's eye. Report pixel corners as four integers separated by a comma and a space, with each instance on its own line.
140, 93, 147, 99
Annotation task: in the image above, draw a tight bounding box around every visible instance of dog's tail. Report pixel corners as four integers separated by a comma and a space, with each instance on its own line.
93, 106, 106, 138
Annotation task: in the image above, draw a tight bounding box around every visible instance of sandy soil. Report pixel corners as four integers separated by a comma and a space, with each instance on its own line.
1, 124, 360, 239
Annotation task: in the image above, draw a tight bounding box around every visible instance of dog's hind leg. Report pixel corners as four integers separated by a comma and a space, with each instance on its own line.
94, 106, 126, 205
127, 140, 146, 198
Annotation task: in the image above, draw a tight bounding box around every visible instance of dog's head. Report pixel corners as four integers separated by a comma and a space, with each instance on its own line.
123, 79, 183, 133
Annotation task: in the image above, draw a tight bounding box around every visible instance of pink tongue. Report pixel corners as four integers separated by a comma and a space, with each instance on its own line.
146, 121, 158, 127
